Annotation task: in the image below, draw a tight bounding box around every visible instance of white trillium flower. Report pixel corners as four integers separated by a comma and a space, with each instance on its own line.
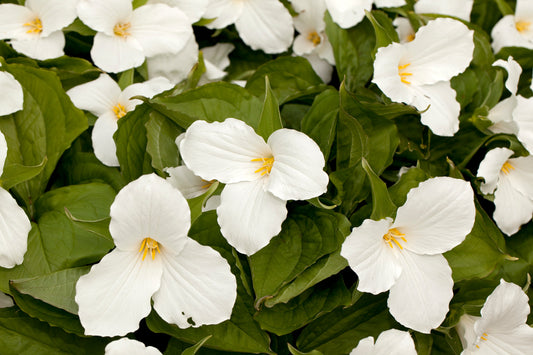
477, 147, 533, 236
414, 0, 474, 21
350, 329, 417, 355
341, 176, 475, 333
77, 0, 193, 73
393, 17, 415, 43
75, 174, 237, 336
373, 18, 474, 136
203, 0, 294, 54
105, 338, 162, 355
0, 64, 24, 116
199, 43, 235, 86
492, 0, 533, 53
67, 74, 173, 167
148, 0, 208, 23
457, 279, 533, 354
325, 0, 406, 29
0, 0, 78, 60
179, 118, 329, 255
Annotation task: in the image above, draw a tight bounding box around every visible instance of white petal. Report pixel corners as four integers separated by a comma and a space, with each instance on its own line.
202, 42, 234, 71
373, 329, 417, 355
203, 0, 243, 29
120, 76, 173, 109
325, 0, 372, 29
0, 71, 23, 116
350, 336, 375, 355
513, 96, 533, 154
91, 32, 145, 73
235, 0, 294, 54
488, 96, 519, 135
110, 174, 191, 254
0, 291, 13, 308
0, 187, 31, 269
0, 131, 5, 174
516, 0, 533, 22
392, 177, 475, 255
393, 17, 415, 43
414, 0, 473, 21
405, 18, 474, 85
477, 147, 514, 195
165, 165, 209, 199
147, 34, 199, 84
67, 74, 121, 117
77, 0, 132, 35
374, 0, 405, 7
105, 338, 162, 355
180, 118, 271, 184
152, 238, 236, 328
0, 4, 35, 40
92, 112, 120, 167
477, 325, 533, 354
456, 314, 480, 351
27, 0, 78, 36
315, 36, 335, 65
494, 57, 522, 96
388, 252, 453, 333
291, 0, 327, 31
493, 174, 533, 235
491, 15, 533, 53
75, 249, 163, 336
130, 4, 193, 57
506, 155, 533, 197
340, 218, 402, 294
303, 53, 334, 83
267, 128, 328, 201
11, 30, 65, 60
148, 0, 208, 23
217, 180, 287, 255
293, 34, 316, 56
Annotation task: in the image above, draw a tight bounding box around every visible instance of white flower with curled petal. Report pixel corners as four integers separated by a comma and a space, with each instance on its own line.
67, 74, 173, 167
0, 0, 78, 60
75, 174, 237, 337
414, 0, 473, 21
373, 18, 474, 136
325, 0, 406, 29
457, 279, 533, 354
0, 63, 23, 116
492, 0, 533, 53
350, 329, 417, 355
341, 176, 475, 333
77, 0, 193, 73
105, 338, 161, 355
477, 147, 533, 236
179, 118, 329, 255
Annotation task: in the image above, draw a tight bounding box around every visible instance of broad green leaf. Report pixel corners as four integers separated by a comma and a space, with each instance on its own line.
250, 206, 350, 307
365, 10, 399, 54
257, 76, 283, 140
493, 0, 514, 16
118, 68, 134, 90
1, 158, 46, 190
245, 56, 325, 104
254, 277, 351, 336
62, 18, 97, 37
145, 111, 182, 172
38, 56, 100, 91
388, 167, 428, 207
288, 344, 323, 355
362, 158, 396, 221
0, 307, 108, 355
471, 0, 506, 34
181, 336, 213, 355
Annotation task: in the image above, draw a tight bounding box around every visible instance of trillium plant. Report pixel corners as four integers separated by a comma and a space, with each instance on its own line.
1, 0, 533, 354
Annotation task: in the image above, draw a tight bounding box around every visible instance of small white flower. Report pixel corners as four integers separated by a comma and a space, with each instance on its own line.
179, 118, 329, 255
456, 279, 533, 354
0, 64, 24, 116
325, 0, 406, 29
77, 0, 193, 73
492, 0, 533, 53
477, 147, 533, 236
0, 0, 78, 60
350, 329, 417, 355
67, 74, 173, 167
75, 174, 237, 336
414, 0, 474, 21
373, 18, 474, 136
105, 338, 161, 355
341, 177, 475, 333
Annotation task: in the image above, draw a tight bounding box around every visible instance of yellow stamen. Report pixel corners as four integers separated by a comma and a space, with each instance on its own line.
501, 161, 515, 175
114, 22, 132, 38
112, 103, 127, 119
23, 18, 43, 34
398, 63, 412, 84
201, 179, 215, 189
383, 228, 406, 250
475, 345, 480, 349
480, 336, 487, 341
138, 237, 160, 261
516, 21, 531, 33
406, 33, 415, 42
483, 333, 488, 336
251, 157, 274, 176
307, 31, 321, 46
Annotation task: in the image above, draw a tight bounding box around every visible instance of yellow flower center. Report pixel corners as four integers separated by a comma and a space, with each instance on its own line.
516, 21, 531, 33
383, 228, 407, 250
112, 103, 127, 119
139, 237, 160, 260
398, 63, 412, 85
475, 332, 489, 349
307, 31, 321, 46
23, 18, 43, 34
406, 33, 415, 42
501, 161, 515, 175
201, 179, 216, 189
251, 157, 274, 176
114, 22, 132, 38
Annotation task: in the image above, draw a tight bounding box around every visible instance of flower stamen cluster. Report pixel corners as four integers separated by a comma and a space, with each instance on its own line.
139, 237, 160, 260
397, 63, 412, 84
23, 18, 43, 34
307, 31, 321, 46
113, 22, 131, 38
251, 157, 274, 176
112, 103, 128, 119
501, 161, 515, 175
515, 20, 531, 33
383, 228, 406, 249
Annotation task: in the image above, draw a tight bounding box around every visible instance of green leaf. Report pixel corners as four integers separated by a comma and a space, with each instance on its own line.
187, 181, 219, 226
388, 167, 428, 207
118, 68, 134, 90
38, 56, 100, 91
362, 158, 396, 220
288, 344, 323, 355
246, 56, 325, 104
62, 18, 97, 37
250, 206, 350, 307
181, 336, 213, 355
494, 0, 514, 16
145, 111, 182, 172
257, 76, 283, 140
1, 157, 47, 190
365, 10, 399, 54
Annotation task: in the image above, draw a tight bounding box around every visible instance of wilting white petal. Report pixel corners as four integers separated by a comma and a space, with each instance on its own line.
27, 0, 78, 36
392, 177, 475, 255
147, 34, 199, 84
0, 4, 34, 40
77, 0, 132, 35
234, 0, 294, 54
91, 32, 145, 73
11, 30, 65, 60
493, 174, 533, 236
180, 119, 272, 184
67, 74, 121, 117
513, 96, 533, 154
0, 71, 23, 116
414, 0, 473, 21
388, 252, 453, 333
488, 96, 519, 135
75, 249, 163, 336
153, 238, 236, 328
92, 112, 120, 167
325, 0, 372, 29
0, 291, 13, 308
477, 147, 514, 195
165, 165, 210, 199
373, 329, 417, 355
217, 180, 287, 255
494, 57, 522, 96
0, 187, 31, 268
341, 218, 402, 294
203, 0, 244, 29
267, 128, 328, 201
105, 338, 162, 355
